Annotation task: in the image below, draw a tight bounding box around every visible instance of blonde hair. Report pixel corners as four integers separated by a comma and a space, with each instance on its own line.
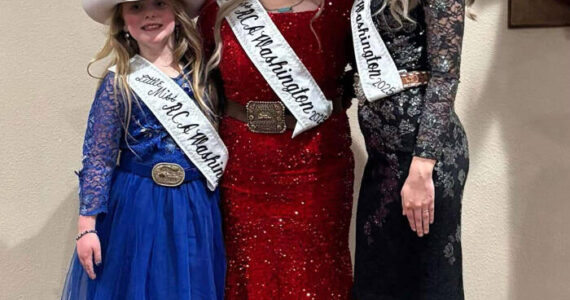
375, 0, 476, 27
205, 0, 324, 74
88, 0, 218, 135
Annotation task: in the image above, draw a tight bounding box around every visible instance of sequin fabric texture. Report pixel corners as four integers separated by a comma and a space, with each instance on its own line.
200, 1, 355, 299
353, 0, 469, 299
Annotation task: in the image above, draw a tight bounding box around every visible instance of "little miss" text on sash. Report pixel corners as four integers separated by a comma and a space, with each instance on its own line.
118, 55, 228, 190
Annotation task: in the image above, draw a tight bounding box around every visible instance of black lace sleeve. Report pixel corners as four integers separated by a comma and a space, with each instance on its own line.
413, 0, 465, 160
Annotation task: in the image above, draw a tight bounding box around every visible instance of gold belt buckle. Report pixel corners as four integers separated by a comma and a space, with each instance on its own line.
246, 101, 287, 134
151, 163, 185, 187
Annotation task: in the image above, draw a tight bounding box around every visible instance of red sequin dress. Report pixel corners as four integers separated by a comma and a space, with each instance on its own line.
200, 1, 354, 298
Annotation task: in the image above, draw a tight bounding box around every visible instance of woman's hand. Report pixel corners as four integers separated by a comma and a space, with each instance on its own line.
76, 215, 101, 280
401, 156, 436, 237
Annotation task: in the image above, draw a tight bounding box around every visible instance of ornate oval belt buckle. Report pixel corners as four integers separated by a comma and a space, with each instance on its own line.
151, 163, 185, 187
246, 101, 287, 134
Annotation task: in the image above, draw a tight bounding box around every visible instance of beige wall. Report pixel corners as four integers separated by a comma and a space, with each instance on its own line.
1, 0, 569, 299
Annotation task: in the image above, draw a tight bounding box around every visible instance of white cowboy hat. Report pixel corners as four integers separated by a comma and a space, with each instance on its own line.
82, 0, 203, 24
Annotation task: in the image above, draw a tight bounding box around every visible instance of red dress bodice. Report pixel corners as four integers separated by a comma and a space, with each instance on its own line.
201, 1, 352, 106
200, 1, 354, 180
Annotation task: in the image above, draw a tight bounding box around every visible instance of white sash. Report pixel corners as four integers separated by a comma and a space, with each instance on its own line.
112, 55, 228, 191
220, 0, 333, 137
351, 0, 404, 102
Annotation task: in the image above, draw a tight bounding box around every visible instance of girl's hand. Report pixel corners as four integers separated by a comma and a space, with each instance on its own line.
401, 156, 436, 237
76, 215, 101, 280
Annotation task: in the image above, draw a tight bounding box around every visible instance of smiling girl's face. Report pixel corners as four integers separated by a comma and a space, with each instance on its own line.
121, 0, 176, 50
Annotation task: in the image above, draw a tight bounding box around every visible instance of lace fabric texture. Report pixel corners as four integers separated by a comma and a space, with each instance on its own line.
78, 75, 122, 216
78, 72, 197, 216
353, 1, 469, 299
357, 0, 466, 160
415, 0, 465, 159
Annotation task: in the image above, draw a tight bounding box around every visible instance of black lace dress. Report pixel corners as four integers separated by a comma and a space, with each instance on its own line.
353, 0, 469, 299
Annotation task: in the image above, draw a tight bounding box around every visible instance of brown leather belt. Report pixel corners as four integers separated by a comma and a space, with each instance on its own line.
224, 97, 343, 134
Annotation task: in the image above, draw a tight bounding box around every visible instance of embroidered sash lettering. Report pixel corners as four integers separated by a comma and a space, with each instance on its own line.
115, 55, 228, 190
221, 0, 333, 137
351, 0, 404, 101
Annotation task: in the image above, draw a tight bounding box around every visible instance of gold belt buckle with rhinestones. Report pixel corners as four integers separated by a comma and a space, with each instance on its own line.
246, 101, 286, 134
151, 163, 185, 187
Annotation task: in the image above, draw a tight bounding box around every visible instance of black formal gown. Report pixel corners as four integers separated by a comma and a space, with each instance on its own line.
353, 0, 469, 299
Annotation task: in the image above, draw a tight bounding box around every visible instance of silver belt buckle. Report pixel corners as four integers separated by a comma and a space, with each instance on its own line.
151, 163, 185, 187
246, 101, 287, 134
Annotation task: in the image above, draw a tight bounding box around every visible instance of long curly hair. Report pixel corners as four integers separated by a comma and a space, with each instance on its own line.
88, 0, 218, 133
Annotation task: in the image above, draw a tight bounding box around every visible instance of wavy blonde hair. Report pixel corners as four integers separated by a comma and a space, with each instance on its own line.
88, 0, 218, 133
205, 0, 324, 74
377, 0, 476, 26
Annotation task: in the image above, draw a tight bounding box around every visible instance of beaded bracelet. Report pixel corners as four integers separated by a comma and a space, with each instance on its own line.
76, 229, 98, 241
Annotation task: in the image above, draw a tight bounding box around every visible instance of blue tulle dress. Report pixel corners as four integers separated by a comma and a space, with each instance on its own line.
61, 72, 226, 300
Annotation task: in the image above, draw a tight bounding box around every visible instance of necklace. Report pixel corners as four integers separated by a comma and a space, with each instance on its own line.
262, 0, 305, 13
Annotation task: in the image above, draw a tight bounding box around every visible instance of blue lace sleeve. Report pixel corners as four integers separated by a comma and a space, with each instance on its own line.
78, 72, 123, 216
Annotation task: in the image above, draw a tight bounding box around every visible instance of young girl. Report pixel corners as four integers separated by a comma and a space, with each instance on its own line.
61, 0, 227, 299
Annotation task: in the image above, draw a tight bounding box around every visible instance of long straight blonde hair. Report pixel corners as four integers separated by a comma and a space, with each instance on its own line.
88, 0, 218, 134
